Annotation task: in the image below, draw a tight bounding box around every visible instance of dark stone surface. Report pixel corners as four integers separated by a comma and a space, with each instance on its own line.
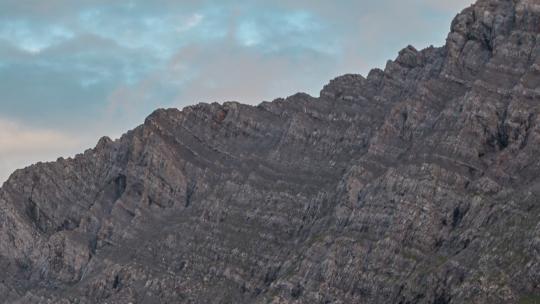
1, 0, 540, 303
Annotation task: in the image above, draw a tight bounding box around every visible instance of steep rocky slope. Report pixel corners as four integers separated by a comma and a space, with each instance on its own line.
1, 0, 540, 303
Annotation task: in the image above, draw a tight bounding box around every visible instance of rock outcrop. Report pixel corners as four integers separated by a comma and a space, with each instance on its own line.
1, 0, 540, 303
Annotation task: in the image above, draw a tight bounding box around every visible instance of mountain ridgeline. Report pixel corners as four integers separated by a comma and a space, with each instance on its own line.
1, 0, 540, 303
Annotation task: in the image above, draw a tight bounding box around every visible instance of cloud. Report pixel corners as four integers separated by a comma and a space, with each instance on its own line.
0, 119, 79, 153
103, 5, 340, 112
170, 40, 337, 104
104, 0, 473, 112
177, 13, 204, 32
0, 0, 478, 182
0, 21, 74, 54
0, 118, 84, 183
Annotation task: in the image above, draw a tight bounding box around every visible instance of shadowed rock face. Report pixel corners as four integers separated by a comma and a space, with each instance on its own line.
1, 0, 540, 303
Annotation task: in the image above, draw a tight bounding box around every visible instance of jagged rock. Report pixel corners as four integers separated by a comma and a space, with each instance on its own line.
1, 0, 540, 303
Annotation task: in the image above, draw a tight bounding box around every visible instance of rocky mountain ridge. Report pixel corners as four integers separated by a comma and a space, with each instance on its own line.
1, 0, 540, 303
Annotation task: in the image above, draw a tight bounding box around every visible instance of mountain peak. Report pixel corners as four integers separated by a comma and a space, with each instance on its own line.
1, 0, 540, 303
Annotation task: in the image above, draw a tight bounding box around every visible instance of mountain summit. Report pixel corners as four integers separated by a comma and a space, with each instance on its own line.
1, 0, 540, 303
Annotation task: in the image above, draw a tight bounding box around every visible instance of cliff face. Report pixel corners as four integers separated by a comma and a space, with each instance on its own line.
1, 0, 540, 303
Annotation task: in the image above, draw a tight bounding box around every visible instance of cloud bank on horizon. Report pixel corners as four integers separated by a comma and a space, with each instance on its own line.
0, 0, 475, 183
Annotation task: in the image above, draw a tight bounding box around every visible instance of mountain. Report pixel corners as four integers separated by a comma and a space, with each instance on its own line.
1, 0, 540, 303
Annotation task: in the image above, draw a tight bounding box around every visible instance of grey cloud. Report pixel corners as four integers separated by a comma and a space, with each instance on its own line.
0, 0, 476, 180
0, 117, 90, 183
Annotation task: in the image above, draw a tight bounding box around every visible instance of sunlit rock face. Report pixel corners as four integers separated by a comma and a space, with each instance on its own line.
1, 0, 540, 303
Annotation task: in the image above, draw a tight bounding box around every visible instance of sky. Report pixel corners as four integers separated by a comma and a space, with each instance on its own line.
0, 0, 475, 183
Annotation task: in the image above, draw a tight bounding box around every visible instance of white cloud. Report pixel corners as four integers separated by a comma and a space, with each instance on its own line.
177, 13, 204, 32
0, 118, 82, 184
0, 21, 74, 54
0, 0, 479, 187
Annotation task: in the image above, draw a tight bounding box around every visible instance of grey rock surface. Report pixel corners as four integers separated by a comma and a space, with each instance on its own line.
1, 0, 540, 303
